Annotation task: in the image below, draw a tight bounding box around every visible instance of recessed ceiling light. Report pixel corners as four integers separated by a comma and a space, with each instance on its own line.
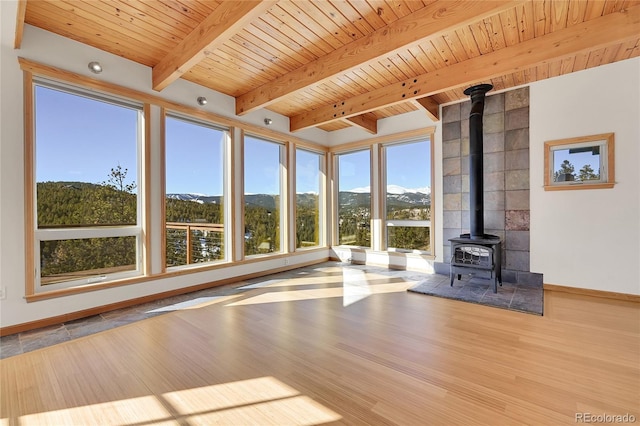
264, 118, 273, 125
88, 61, 102, 74
197, 96, 208, 106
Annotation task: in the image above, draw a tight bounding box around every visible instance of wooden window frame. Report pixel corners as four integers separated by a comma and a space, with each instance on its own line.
329, 127, 436, 255
162, 111, 232, 270
25, 76, 148, 295
242, 134, 288, 257
544, 133, 615, 191
18, 58, 337, 302
334, 148, 373, 249
381, 137, 434, 255
294, 146, 325, 250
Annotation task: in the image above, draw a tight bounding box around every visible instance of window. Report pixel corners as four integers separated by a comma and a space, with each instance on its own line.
336, 150, 371, 247
383, 140, 432, 253
164, 114, 228, 268
295, 148, 323, 248
544, 133, 615, 190
244, 136, 285, 256
33, 81, 143, 291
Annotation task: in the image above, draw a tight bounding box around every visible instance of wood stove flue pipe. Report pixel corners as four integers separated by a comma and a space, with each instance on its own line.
463, 83, 493, 240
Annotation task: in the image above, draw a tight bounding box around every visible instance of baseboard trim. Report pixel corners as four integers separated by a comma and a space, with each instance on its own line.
544, 283, 640, 303
0, 257, 328, 337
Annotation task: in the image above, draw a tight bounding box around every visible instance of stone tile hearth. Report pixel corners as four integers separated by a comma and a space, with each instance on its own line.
408, 273, 543, 315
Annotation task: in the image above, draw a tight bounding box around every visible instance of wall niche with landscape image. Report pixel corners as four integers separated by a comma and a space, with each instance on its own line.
543, 132, 615, 191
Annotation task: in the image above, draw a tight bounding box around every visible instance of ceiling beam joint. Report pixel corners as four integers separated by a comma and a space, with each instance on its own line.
152, 0, 276, 92
289, 5, 640, 131
345, 115, 377, 134
236, 0, 526, 115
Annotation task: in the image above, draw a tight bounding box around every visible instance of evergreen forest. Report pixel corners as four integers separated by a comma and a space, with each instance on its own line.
37, 166, 430, 285
37, 168, 319, 283
338, 192, 431, 251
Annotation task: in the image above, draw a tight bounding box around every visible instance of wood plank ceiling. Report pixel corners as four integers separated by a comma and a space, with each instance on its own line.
20, 0, 640, 134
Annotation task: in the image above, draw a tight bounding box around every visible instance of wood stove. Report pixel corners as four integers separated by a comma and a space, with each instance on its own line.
449, 234, 502, 293
449, 83, 503, 293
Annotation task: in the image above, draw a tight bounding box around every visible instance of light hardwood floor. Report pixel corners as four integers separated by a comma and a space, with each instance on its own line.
1, 263, 639, 425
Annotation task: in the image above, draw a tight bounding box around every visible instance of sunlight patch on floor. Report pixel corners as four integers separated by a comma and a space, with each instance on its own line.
241, 274, 349, 289
185, 395, 341, 425
163, 377, 341, 424
14, 377, 341, 426
225, 282, 412, 307
146, 295, 242, 313
163, 376, 298, 412
17, 395, 173, 425
236, 279, 286, 289
343, 267, 370, 306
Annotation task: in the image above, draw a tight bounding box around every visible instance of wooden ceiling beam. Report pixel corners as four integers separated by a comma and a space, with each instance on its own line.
345, 115, 378, 134
235, 0, 525, 116
152, 0, 276, 92
289, 5, 640, 132
14, 0, 27, 49
412, 97, 440, 122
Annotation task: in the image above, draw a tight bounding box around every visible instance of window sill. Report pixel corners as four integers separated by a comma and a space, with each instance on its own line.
544, 182, 615, 191
25, 247, 329, 302
26, 274, 154, 303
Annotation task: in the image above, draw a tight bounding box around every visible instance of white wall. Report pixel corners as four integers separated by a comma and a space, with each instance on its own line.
530, 58, 640, 295
328, 109, 438, 147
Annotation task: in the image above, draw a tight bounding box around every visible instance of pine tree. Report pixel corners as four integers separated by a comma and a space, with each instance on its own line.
578, 164, 599, 181
554, 160, 576, 182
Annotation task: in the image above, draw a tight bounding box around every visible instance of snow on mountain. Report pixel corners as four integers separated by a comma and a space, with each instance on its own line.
166, 193, 206, 199
408, 186, 431, 195
166, 193, 219, 204
347, 185, 430, 195
167, 185, 429, 210
348, 186, 371, 193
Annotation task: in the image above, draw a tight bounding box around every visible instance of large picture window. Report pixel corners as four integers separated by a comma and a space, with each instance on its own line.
295, 148, 323, 248
244, 136, 285, 256
336, 150, 371, 247
33, 81, 143, 290
383, 140, 432, 253
164, 114, 228, 268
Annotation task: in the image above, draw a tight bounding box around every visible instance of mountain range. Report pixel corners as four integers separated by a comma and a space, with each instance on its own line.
349, 185, 431, 195
167, 185, 430, 209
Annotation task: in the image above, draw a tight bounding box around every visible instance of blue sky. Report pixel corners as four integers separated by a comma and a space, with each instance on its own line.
338, 149, 370, 191
166, 116, 224, 195
338, 141, 431, 191
36, 85, 431, 195
385, 140, 431, 190
244, 136, 281, 195
553, 148, 600, 176
296, 148, 321, 194
35, 86, 138, 186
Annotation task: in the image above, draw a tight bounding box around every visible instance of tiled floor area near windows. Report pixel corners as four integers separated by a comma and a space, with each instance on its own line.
0, 262, 543, 359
